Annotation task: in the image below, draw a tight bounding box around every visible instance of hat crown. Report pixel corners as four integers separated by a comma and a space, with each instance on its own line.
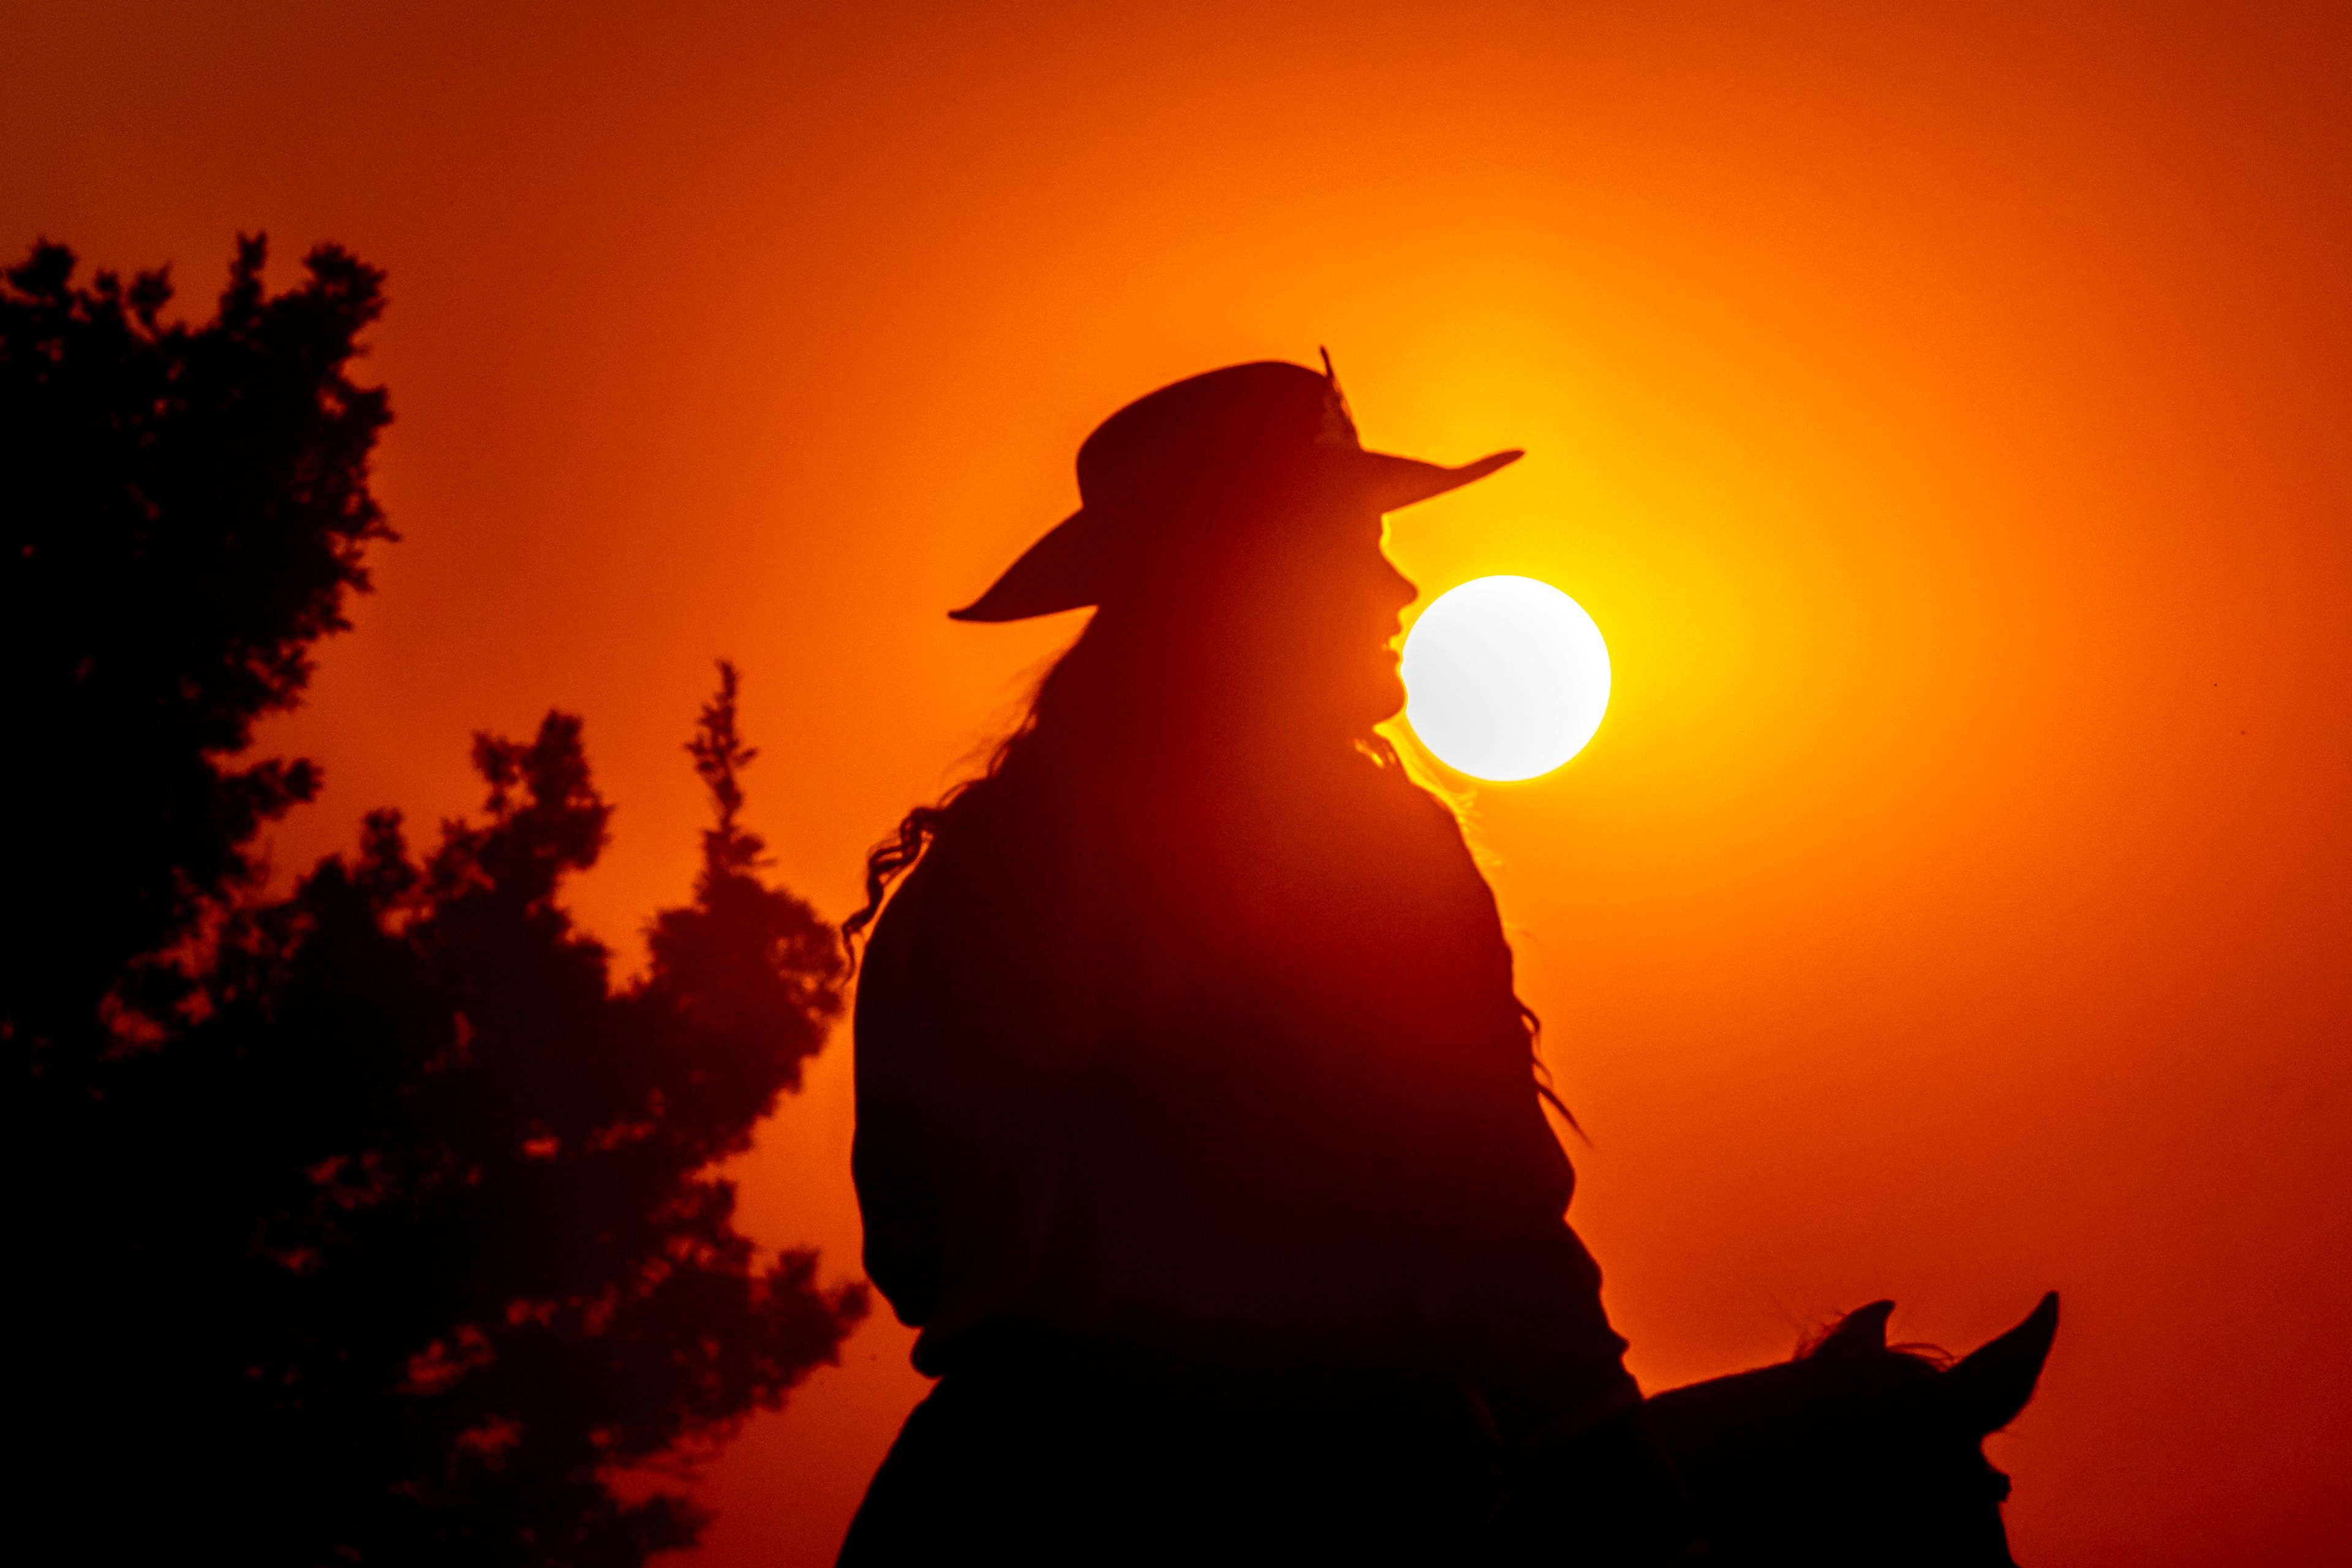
947, 358, 1517, 623
1074, 361, 1355, 514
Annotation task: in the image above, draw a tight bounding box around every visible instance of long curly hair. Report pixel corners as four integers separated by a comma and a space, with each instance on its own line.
840, 604, 1574, 1126
841, 603, 1409, 951
846, 611, 1170, 953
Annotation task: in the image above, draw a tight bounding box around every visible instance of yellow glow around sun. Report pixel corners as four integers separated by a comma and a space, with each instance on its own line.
1401, 576, 1611, 782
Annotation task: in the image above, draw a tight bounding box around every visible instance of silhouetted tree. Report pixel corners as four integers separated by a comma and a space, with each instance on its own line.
9, 241, 862, 1565
110, 687, 864, 1562
2, 235, 390, 1070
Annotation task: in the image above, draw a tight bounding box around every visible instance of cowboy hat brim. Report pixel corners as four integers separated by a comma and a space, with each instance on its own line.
947, 447, 1523, 623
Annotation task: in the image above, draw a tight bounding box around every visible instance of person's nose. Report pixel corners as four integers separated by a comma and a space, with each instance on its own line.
1382, 559, 1418, 622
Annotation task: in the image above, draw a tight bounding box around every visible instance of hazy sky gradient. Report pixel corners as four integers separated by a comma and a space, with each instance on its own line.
8, 3, 2346, 1561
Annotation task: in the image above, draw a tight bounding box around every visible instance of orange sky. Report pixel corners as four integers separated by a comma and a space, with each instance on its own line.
7, 2, 2347, 1561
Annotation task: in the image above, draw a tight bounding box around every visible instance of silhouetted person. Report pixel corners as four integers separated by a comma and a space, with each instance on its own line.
840, 360, 1697, 1564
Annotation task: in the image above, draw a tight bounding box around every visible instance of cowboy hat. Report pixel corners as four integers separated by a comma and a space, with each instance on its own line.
950, 355, 1520, 622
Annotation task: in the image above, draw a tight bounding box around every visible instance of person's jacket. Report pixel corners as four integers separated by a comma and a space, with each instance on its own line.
851, 737, 1636, 1443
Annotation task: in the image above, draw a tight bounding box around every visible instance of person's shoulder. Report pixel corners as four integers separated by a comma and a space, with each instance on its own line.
864, 769, 1097, 963
1328, 752, 1491, 902
1310, 755, 1517, 992
1354, 753, 1477, 853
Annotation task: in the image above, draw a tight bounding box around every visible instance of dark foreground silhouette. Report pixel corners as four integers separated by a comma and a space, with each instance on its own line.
832, 1294, 2057, 1565
1645, 1294, 2060, 1567
8, 241, 860, 1564
840, 361, 1697, 1564
837, 358, 2061, 1564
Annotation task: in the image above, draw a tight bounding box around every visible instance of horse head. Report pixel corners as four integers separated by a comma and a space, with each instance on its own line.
1645, 1292, 2058, 1566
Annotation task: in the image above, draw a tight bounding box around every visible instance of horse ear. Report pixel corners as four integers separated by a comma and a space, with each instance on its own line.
1944, 1291, 2059, 1436
1812, 1300, 1896, 1359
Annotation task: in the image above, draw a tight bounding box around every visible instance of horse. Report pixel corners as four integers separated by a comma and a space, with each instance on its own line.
1643, 1292, 2059, 1566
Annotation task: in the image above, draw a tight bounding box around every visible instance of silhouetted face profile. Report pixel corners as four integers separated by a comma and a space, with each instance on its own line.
1122, 490, 1419, 746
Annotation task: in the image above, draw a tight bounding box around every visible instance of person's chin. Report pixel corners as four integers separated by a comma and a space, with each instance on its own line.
1359, 672, 1406, 731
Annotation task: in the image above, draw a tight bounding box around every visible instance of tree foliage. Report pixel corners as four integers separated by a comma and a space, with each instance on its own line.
2, 235, 391, 1063
8, 241, 862, 1564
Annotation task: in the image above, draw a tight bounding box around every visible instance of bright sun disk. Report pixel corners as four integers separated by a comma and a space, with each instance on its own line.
1400, 575, 1611, 782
